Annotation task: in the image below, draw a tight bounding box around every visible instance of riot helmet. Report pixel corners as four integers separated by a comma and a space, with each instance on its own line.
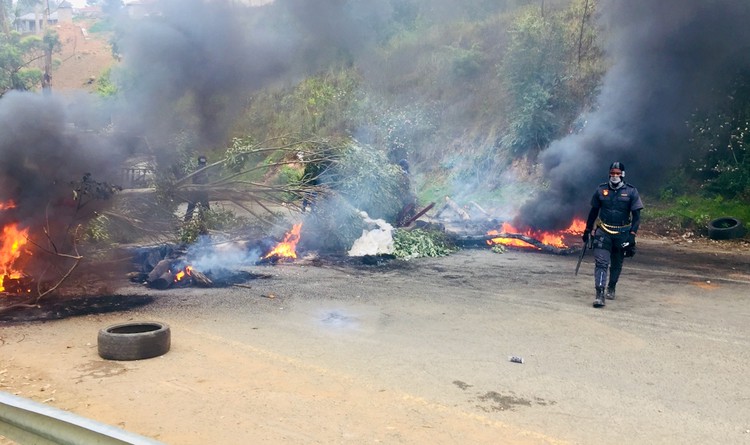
608, 161, 625, 188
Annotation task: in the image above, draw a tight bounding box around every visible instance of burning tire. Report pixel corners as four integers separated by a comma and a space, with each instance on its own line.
98, 321, 171, 361
707, 217, 747, 240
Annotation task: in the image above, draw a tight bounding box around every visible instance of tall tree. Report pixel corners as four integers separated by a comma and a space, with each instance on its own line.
0, 29, 60, 95
0, 0, 14, 36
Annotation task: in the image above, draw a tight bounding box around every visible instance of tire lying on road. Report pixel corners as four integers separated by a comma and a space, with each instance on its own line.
98, 321, 171, 361
707, 217, 747, 240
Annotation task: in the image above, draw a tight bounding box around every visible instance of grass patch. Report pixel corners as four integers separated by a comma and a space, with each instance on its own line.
644, 194, 750, 236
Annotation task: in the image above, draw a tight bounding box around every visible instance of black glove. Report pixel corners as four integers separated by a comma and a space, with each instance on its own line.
623, 233, 637, 257
582, 230, 590, 244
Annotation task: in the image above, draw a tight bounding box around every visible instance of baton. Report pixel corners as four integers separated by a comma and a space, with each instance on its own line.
574, 237, 593, 276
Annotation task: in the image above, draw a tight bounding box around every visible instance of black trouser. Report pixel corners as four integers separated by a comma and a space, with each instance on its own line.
592, 227, 629, 290
185, 192, 210, 221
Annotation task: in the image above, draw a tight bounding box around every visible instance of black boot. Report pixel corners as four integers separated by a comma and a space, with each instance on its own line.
606, 285, 616, 300
593, 288, 605, 308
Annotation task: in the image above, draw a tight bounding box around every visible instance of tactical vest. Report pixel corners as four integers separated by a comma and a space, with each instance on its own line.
595, 183, 636, 229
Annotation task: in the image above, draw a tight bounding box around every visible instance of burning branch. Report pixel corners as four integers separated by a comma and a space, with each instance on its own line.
454, 233, 578, 255
0, 225, 83, 314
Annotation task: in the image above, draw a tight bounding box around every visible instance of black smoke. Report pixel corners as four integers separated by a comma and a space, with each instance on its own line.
112, 0, 397, 159
0, 0, 397, 235
515, 0, 750, 230
0, 92, 122, 232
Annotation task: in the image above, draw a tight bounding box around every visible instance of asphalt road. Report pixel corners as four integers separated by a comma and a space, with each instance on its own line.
1, 238, 749, 444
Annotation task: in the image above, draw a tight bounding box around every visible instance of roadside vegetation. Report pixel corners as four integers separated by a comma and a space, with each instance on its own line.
2, 0, 748, 246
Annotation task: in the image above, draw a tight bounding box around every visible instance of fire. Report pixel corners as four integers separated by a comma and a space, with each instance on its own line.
174, 265, 193, 282
0, 201, 16, 211
487, 218, 586, 250
0, 223, 30, 292
263, 223, 302, 260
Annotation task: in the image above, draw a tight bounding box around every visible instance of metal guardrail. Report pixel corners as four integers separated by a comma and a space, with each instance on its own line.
0, 391, 165, 445
121, 168, 154, 189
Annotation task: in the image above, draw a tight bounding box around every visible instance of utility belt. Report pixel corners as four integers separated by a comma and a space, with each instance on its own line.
597, 221, 631, 235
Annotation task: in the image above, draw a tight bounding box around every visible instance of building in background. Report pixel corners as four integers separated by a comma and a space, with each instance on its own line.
15, 1, 72, 33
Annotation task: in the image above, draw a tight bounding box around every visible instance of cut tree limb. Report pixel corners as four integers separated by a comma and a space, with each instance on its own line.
435, 197, 471, 221
452, 233, 578, 255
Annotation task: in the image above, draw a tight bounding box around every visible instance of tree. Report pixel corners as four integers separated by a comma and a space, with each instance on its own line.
0, 0, 10, 35
498, 0, 604, 156
686, 71, 750, 199
499, 6, 569, 155
0, 29, 60, 95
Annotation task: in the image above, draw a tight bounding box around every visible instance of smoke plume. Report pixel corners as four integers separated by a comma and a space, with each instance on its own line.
0, 0, 394, 235
0, 92, 124, 233
516, 0, 750, 230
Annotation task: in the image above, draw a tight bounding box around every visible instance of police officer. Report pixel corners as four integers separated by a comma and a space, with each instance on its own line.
582, 161, 644, 308
185, 155, 210, 221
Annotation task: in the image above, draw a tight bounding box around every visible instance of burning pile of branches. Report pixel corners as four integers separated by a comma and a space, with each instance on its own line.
0, 175, 122, 313
421, 196, 585, 255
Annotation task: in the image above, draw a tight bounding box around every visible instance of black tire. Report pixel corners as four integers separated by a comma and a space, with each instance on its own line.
707, 217, 747, 240
98, 321, 171, 361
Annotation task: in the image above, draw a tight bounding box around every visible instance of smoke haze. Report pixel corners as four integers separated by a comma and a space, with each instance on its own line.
0, 0, 396, 235
4, 0, 749, 241
516, 0, 750, 230
0, 92, 122, 232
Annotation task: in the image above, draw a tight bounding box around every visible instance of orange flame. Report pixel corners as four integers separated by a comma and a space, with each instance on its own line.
0, 201, 16, 211
263, 223, 302, 260
487, 218, 586, 250
0, 223, 30, 292
174, 265, 193, 282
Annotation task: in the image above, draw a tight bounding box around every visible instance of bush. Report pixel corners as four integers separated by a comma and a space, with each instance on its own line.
393, 228, 457, 259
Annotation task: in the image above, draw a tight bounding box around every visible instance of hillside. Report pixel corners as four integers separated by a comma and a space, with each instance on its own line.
49, 19, 117, 93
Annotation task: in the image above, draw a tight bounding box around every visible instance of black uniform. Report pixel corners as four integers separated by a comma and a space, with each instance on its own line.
585, 181, 644, 300
185, 157, 210, 221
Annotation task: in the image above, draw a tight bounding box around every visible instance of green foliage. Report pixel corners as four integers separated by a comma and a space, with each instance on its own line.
88, 18, 114, 34
223, 136, 263, 174
490, 244, 507, 254
646, 194, 750, 236
95, 66, 117, 97
332, 141, 412, 222
178, 207, 251, 245
0, 30, 60, 94
499, 6, 572, 155
450, 44, 484, 80
378, 104, 437, 162
284, 70, 363, 137
684, 71, 750, 201
392, 228, 458, 259
496, 0, 604, 157
83, 214, 112, 243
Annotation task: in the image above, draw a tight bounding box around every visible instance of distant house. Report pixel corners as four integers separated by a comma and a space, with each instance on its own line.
75, 5, 104, 19
123, 0, 273, 18
15, 2, 73, 33
124, 0, 159, 19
